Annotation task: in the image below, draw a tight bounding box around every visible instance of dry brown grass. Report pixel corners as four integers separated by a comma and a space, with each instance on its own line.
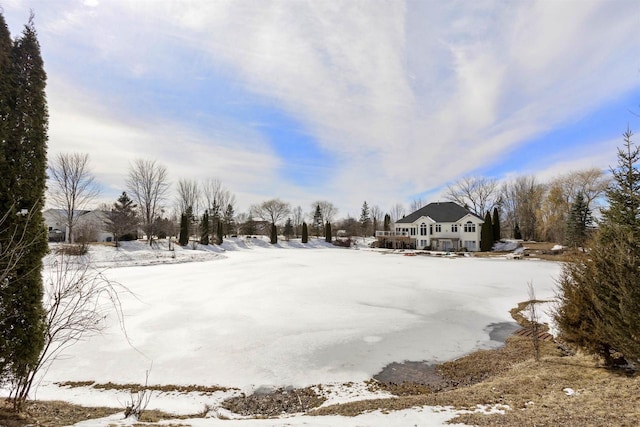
312, 337, 640, 426
0, 399, 120, 427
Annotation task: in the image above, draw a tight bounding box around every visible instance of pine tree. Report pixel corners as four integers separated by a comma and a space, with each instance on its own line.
270, 222, 277, 244
555, 129, 640, 366
0, 15, 48, 409
200, 211, 210, 245
359, 201, 371, 237
492, 207, 500, 243
313, 204, 322, 238
223, 203, 235, 236
325, 221, 332, 243
104, 192, 138, 247
283, 218, 293, 241
217, 221, 223, 244
480, 211, 493, 251
513, 222, 522, 239
383, 213, 391, 231
301, 222, 309, 243
564, 192, 591, 248
178, 212, 189, 246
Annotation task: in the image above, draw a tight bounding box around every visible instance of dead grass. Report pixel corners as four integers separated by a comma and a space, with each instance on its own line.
312, 337, 640, 426
56, 380, 234, 394
0, 399, 120, 427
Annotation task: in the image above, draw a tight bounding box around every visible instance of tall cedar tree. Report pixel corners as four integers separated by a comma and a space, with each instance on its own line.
223, 203, 235, 236
178, 211, 189, 246
270, 222, 277, 244
0, 14, 48, 406
492, 207, 500, 243
513, 222, 522, 239
301, 222, 309, 243
217, 221, 223, 244
383, 213, 391, 231
200, 211, 209, 245
480, 211, 493, 251
104, 192, 138, 247
283, 218, 293, 241
564, 192, 591, 248
359, 201, 370, 237
555, 129, 640, 365
325, 221, 332, 243
313, 204, 322, 237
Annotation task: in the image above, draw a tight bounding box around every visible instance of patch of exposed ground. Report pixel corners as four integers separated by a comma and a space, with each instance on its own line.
56, 381, 234, 394
0, 399, 120, 427
221, 386, 326, 417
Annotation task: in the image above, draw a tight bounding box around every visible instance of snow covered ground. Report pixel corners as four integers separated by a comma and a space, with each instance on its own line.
14, 238, 562, 426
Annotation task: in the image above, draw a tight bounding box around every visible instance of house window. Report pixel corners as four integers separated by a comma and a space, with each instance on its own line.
410, 228, 416, 236
464, 222, 475, 233
420, 240, 427, 248
435, 224, 442, 232
430, 224, 433, 234
464, 240, 477, 250
420, 223, 427, 235
452, 224, 458, 232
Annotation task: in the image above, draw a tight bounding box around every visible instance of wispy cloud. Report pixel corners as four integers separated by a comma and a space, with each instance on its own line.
3, 0, 639, 215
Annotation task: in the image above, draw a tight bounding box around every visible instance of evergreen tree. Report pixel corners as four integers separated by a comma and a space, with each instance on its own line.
513, 222, 522, 239
200, 210, 210, 245
383, 213, 391, 231
492, 207, 500, 243
555, 129, 640, 366
325, 221, 332, 243
178, 211, 189, 246
104, 191, 138, 247
313, 204, 322, 238
301, 222, 309, 243
283, 218, 293, 241
564, 192, 591, 248
223, 203, 235, 236
480, 211, 493, 251
270, 222, 278, 244
0, 15, 48, 408
217, 220, 223, 244
359, 201, 371, 237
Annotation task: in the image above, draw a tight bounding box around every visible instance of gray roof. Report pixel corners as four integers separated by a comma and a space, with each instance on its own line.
396, 202, 482, 224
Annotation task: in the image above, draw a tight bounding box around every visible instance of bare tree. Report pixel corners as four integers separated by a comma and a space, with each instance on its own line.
175, 178, 200, 217
312, 200, 338, 225
47, 153, 101, 243
126, 159, 170, 246
445, 176, 499, 217
500, 175, 545, 240
202, 178, 235, 221
370, 205, 384, 234
251, 199, 291, 225
535, 168, 609, 243
9, 253, 129, 409
389, 203, 406, 223
409, 198, 426, 212
292, 206, 303, 238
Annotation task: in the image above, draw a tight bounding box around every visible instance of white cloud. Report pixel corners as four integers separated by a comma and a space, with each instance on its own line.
8, 0, 639, 215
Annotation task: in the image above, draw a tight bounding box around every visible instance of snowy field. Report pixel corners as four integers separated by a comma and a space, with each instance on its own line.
25, 238, 562, 426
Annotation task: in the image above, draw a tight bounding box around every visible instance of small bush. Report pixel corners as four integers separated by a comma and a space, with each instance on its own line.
119, 233, 137, 242
55, 244, 88, 256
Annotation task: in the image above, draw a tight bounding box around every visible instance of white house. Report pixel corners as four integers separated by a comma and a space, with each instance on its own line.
43, 209, 114, 243
376, 202, 484, 251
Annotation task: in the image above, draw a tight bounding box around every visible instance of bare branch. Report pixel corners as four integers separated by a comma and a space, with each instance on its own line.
47, 153, 101, 243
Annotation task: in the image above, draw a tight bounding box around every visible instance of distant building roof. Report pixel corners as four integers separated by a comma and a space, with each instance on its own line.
396, 202, 482, 224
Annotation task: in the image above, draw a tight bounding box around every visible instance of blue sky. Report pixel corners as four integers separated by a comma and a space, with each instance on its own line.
3, 0, 639, 218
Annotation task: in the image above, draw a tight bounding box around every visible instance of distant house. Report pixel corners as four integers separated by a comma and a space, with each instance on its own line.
375, 202, 484, 251
43, 209, 114, 243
